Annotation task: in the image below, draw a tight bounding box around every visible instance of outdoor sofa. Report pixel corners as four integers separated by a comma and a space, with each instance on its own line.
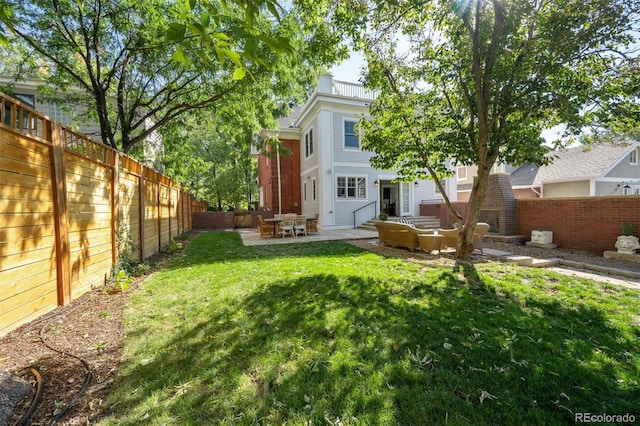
374, 221, 434, 252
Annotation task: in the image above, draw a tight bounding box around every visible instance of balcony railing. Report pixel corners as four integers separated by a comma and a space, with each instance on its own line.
332, 80, 379, 100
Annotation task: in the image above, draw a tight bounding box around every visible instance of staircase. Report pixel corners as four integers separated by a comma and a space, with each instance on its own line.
357, 216, 441, 231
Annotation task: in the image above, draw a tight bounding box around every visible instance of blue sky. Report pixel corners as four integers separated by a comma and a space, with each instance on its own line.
330, 50, 365, 83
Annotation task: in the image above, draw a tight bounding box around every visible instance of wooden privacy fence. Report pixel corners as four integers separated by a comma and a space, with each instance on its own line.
0, 93, 207, 336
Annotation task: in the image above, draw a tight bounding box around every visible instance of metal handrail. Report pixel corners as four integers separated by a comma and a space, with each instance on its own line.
353, 201, 377, 229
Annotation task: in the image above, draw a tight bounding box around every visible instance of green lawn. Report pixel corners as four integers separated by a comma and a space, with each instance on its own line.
100, 232, 640, 425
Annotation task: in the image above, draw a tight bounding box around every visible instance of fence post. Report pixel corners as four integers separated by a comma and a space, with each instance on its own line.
139, 171, 145, 260
168, 182, 172, 240
111, 153, 119, 266
49, 122, 71, 305
157, 172, 161, 252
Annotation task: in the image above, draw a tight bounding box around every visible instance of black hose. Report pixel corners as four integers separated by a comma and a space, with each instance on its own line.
39, 312, 93, 426
14, 367, 43, 426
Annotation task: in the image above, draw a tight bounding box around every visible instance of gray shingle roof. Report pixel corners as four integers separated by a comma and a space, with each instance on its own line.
534, 143, 636, 184
276, 105, 303, 129
510, 163, 539, 186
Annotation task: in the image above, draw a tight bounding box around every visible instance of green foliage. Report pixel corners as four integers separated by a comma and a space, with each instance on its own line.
132, 263, 152, 277
114, 270, 133, 292
102, 233, 640, 424
621, 222, 635, 236
378, 212, 388, 221
1, 0, 348, 154
355, 0, 639, 258
113, 222, 137, 277
165, 238, 183, 254
160, 110, 259, 209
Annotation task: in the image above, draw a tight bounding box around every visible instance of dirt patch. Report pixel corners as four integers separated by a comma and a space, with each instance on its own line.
0, 235, 195, 426
349, 238, 640, 274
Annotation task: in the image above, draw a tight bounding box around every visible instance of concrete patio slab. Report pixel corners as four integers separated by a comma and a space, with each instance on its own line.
238, 228, 378, 246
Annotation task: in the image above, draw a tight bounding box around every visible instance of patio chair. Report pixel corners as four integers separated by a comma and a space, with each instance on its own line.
307, 213, 319, 234
472, 222, 491, 254
257, 215, 274, 239
280, 213, 296, 238
438, 228, 459, 250
294, 215, 308, 236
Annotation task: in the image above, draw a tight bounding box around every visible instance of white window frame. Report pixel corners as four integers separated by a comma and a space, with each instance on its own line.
343, 119, 360, 150
304, 127, 314, 159
630, 148, 638, 165
435, 179, 446, 194
336, 175, 367, 200
457, 166, 467, 181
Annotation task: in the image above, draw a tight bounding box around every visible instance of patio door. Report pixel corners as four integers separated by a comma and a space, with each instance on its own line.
399, 182, 411, 216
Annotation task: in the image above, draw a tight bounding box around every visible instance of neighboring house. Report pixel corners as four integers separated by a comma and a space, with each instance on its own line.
258, 74, 457, 230
456, 163, 520, 201
456, 142, 640, 199
534, 142, 640, 197
0, 76, 101, 138
508, 163, 541, 198
0, 76, 163, 167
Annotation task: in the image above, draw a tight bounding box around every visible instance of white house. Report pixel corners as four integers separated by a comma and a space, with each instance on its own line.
261, 74, 457, 230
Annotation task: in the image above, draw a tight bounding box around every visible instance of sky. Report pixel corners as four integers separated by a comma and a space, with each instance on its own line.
330, 49, 365, 83
329, 50, 564, 143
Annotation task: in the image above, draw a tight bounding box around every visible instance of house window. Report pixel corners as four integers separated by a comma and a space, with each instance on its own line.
337, 176, 366, 199
312, 177, 317, 202
630, 149, 638, 165
304, 128, 314, 158
435, 179, 446, 194
14, 93, 35, 108
47, 103, 74, 126
457, 166, 467, 181
344, 120, 359, 149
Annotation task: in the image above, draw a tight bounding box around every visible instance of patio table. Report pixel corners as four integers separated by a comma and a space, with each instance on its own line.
263, 218, 282, 237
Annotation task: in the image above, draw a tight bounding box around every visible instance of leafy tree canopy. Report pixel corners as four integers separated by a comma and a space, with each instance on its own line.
0, 0, 349, 153
354, 0, 639, 259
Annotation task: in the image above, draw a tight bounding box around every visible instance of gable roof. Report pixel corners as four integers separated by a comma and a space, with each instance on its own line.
510, 163, 539, 187
534, 142, 638, 184
277, 105, 304, 129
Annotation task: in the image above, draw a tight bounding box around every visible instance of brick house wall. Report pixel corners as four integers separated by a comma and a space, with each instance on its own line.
258, 138, 301, 215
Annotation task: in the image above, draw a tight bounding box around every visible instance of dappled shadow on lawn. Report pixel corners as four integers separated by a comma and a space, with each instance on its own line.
103, 235, 640, 425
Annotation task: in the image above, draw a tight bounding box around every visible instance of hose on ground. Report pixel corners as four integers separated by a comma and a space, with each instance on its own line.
39, 311, 93, 426
14, 367, 43, 426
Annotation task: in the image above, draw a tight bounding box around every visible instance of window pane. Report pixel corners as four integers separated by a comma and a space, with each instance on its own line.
357, 177, 366, 198
344, 121, 359, 148
347, 177, 355, 197
312, 179, 317, 200
337, 177, 346, 198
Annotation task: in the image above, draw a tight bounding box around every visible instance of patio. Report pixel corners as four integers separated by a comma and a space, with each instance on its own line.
238, 227, 378, 246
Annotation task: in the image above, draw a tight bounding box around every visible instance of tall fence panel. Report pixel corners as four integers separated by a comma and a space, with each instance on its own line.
0, 92, 206, 336
119, 158, 142, 261
0, 127, 59, 334
65, 151, 114, 296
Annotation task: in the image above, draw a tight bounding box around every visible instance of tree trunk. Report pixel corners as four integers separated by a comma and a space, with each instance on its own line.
455, 160, 492, 260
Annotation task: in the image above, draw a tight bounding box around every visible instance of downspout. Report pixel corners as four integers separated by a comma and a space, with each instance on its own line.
531, 186, 542, 198
277, 145, 282, 215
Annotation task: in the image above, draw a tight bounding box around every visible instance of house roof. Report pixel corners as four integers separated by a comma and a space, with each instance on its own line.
510, 163, 539, 186
277, 105, 304, 129
534, 142, 638, 184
